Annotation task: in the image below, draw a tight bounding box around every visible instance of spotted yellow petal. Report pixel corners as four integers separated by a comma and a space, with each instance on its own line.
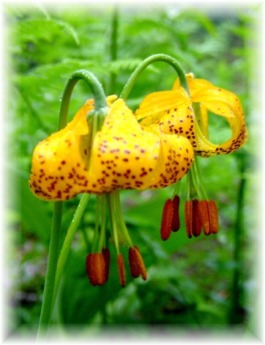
88, 99, 161, 192
135, 90, 197, 148
29, 97, 194, 201
29, 101, 93, 200
173, 75, 248, 157
147, 132, 194, 189
29, 96, 118, 200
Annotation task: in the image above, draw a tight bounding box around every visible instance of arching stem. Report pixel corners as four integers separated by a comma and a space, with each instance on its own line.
37, 70, 107, 337
120, 53, 189, 100
58, 69, 107, 129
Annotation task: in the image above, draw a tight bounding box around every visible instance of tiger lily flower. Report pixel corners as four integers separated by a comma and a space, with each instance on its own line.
29, 95, 195, 287
135, 74, 248, 241
136, 74, 248, 157
29, 97, 194, 201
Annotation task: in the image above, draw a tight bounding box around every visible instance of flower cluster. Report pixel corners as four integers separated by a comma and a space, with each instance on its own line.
29, 72, 248, 287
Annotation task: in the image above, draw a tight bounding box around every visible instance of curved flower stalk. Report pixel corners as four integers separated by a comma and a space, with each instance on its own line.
136, 74, 248, 157
29, 97, 194, 201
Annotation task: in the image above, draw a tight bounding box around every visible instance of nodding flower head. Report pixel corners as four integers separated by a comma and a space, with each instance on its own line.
29, 97, 194, 201
136, 74, 248, 157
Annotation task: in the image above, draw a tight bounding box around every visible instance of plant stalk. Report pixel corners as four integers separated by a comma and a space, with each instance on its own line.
37, 201, 63, 337
228, 153, 247, 324
37, 70, 107, 337
108, 6, 119, 93
120, 53, 189, 100
52, 194, 90, 307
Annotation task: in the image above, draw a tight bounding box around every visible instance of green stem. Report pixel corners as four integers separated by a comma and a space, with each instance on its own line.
58, 69, 107, 129
92, 196, 101, 252
193, 102, 208, 138
113, 192, 133, 246
107, 192, 120, 254
172, 180, 181, 198
186, 172, 192, 201
37, 70, 107, 336
53, 194, 90, 308
108, 6, 119, 93
37, 202, 63, 337
228, 153, 247, 324
120, 53, 189, 100
81, 225, 90, 252
191, 158, 208, 200
98, 195, 107, 251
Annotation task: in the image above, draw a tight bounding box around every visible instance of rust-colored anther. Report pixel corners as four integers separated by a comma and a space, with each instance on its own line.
198, 200, 211, 236
208, 200, 219, 234
129, 246, 147, 281
102, 248, 110, 281
185, 200, 193, 238
86, 253, 106, 286
172, 195, 180, 232
192, 199, 201, 237
160, 199, 174, 241
117, 253, 126, 287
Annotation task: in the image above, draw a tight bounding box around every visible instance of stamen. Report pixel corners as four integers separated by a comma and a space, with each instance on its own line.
171, 195, 180, 232
102, 248, 110, 281
198, 200, 211, 236
86, 253, 106, 286
117, 253, 126, 287
185, 200, 193, 238
129, 246, 147, 280
160, 199, 174, 241
208, 200, 219, 234
192, 199, 201, 237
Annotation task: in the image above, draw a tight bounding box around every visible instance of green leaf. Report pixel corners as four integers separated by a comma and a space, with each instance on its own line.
13, 18, 79, 45
8, 166, 52, 243
58, 250, 121, 325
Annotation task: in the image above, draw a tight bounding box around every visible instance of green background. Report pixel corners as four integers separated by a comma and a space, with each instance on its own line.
4, 2, 260, 340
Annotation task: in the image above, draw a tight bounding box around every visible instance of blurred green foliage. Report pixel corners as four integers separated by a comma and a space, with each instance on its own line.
5, 3, 259, 340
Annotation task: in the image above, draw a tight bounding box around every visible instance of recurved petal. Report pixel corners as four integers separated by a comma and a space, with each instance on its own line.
29, 97, 194, 201
174, 75, 248, 157
29, 101, 92, 201
29, 96, 117, 201
135, 90, 197, 147
136, 89, 190, 122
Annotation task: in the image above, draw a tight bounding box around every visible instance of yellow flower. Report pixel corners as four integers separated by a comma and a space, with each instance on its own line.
29, 97, 194, 201
136, 74, 248, 157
